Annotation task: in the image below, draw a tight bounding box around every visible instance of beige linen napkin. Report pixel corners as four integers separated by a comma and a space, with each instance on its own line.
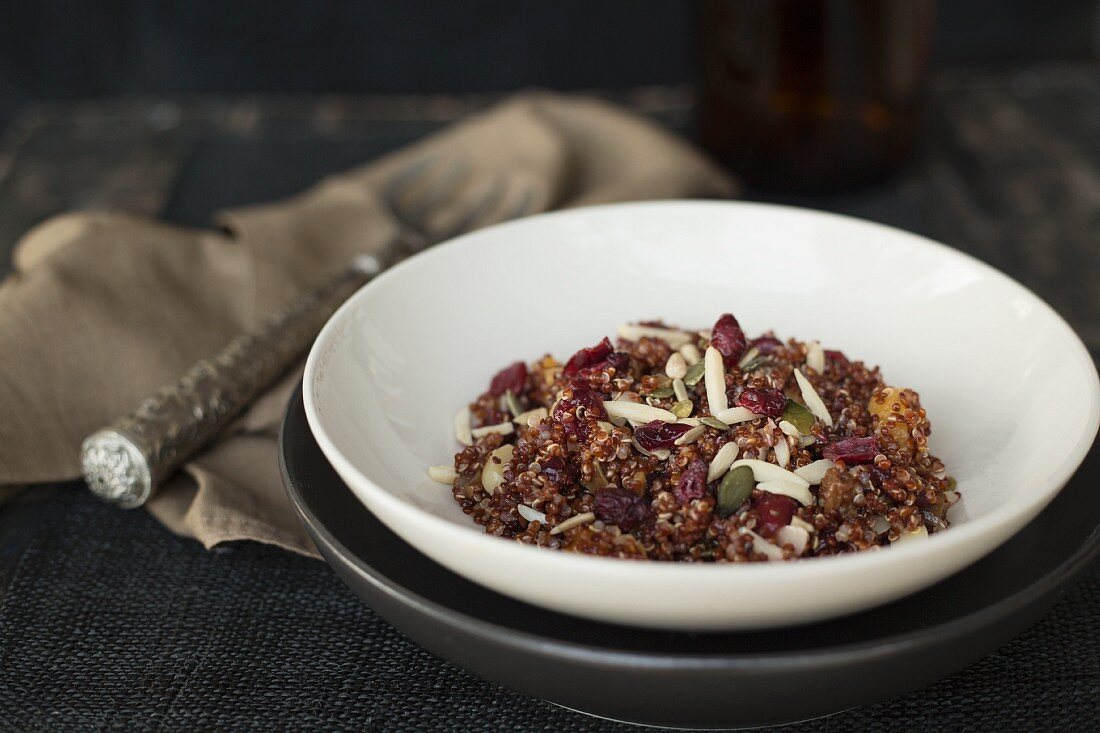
0, 92, 736, 557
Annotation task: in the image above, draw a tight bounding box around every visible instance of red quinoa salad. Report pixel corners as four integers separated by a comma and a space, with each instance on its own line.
428, 313, 958, 562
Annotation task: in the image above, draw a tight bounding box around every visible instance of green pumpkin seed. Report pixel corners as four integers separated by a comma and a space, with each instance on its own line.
717, 466, 754, 518
683, 361, 706, 386
739, 356, 770, 372
647, 386, 675, 399
671, 400, 694, 418
700, 416, 729, 430
782, 399, 815, 434
946, 476, 957, 491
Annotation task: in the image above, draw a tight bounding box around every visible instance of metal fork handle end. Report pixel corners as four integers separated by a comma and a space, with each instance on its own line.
81, 261, 374, 508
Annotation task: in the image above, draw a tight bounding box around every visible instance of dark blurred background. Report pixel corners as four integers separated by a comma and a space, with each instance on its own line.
2, 0, 1099, 134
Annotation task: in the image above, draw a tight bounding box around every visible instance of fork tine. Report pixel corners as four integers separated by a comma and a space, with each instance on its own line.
383, 155, 442, 204
506, 188, 536, 220
431, 176, 508, 243
393, 160, 469, 226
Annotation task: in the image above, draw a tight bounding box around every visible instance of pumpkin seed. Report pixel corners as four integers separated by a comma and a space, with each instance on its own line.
647, 386, 675, 399
739, 356, 770, 372
717, 466, 754, 518
671, 400, 694, 418
946, 476, 957, 491
737, 346, 760, 368
782, 399, 816, 434
683, 361, 706, 386
700, 416, 729, 430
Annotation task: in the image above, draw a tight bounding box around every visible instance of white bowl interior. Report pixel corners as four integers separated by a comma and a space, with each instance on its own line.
306, 201, 1099, 629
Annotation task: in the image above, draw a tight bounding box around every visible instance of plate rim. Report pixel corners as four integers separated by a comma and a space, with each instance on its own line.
281, 382, 1100, 671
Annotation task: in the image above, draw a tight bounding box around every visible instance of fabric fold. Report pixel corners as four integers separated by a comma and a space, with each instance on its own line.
0, 91, 736, 557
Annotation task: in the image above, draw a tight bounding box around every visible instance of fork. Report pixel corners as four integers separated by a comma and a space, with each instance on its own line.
81, 156, 532, 508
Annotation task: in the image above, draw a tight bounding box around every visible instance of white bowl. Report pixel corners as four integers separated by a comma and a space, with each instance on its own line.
304, 200, 1099, 631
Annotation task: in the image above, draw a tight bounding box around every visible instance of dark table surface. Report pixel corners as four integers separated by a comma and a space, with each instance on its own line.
1, 65, 1098, 731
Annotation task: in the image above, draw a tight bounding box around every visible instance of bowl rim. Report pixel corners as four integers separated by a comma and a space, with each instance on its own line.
303, 199, 1100, 585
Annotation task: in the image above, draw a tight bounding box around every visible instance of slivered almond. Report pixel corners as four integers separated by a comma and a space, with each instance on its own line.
755, 479, 814, 506
604, 401, 677, 423
679, 342, 702, 365
806, 341, 825, 374
894, 526, 930, 543
713, 406, 758, 425
454, 406, 472, 445
513, 407, 548, 426
773, 437, 790, 469
672, 378, 689, 402
704, 346, 728, 414
775, 525, 810, 555
550, 511, 596, 536
517, 504, 547, 524
428, 465, 457, 484
793, 369, 833, 427
730, 458, 810, 489
777, 420, 800, 437
739, 528, 784, 561
616, 324, 693, 347
481, 444, 514, 494
707, 442, 740, 483
673, 425, 706, 446
471, 421, 515, 438
791, 516, 816, 533
793, 459, 834, 485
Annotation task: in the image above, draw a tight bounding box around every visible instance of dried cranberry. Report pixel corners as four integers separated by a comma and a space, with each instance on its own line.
749, 336, 783, 355
593, 486, 649, 531
823, 436, 879, 464
601, 351, 632, 377
562, 337, 613, 376
488, 361, 527, 396
634, 420, 693, 451
710, 313, 747, 365
736, 387, 787, 417
674, 458, 709, 503
551, 384, 607, 440
824, 349, 848, 365
754, 493, 797, 536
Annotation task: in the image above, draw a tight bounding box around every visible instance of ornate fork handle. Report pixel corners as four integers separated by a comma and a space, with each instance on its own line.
81, 253, 382, 508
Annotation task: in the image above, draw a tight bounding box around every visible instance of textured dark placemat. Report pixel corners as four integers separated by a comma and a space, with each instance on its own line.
0, 485, 1097, 732
3, 71, 1100, 730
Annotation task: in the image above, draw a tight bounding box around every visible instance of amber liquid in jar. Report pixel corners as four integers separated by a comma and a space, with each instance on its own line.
696, 0, 936, 192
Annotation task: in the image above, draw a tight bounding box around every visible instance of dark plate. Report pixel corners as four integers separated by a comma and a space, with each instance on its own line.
279, 383, 1100, 729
